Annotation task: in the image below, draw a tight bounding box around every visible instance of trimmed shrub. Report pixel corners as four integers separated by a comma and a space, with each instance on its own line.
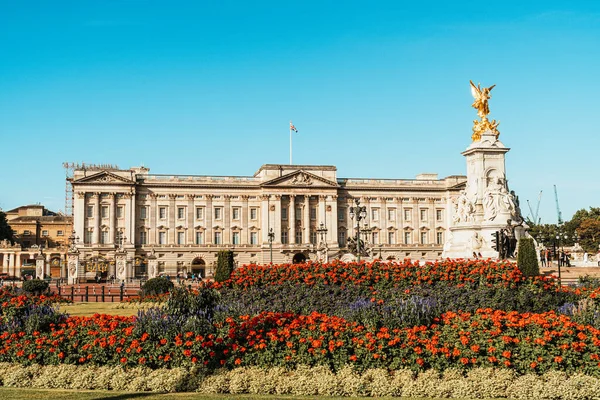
214, 250, 234, 282
141, 277, 174, 296
517, 237, 539, 277
22, 279, 49, 295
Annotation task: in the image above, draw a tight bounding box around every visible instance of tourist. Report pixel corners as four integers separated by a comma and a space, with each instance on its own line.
540, 249, 546, 267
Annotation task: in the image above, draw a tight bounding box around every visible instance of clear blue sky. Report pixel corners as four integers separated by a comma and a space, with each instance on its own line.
1, 1, 599, 224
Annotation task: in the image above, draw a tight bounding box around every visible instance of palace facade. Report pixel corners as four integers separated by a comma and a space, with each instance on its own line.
71, 164, 466, 279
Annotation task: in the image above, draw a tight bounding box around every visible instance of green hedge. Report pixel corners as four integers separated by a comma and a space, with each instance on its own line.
517, 237, 539, 277
21, 279, 49, 295
141, 277, 174, 296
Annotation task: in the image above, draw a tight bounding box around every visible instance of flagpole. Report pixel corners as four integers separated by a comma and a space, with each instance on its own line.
290, 124, 293, 165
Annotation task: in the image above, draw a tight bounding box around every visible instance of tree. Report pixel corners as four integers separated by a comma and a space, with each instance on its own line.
0, 211, 14, 243
577, 219, 600, 253
517, 237, 539, 277
214, 250, 234, 282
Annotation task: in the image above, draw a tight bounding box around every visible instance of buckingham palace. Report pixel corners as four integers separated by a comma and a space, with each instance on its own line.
70, 163, 466, 280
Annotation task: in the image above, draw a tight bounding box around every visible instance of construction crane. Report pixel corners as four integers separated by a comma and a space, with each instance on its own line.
526, 190, 543, 224
554, 185, 563, 225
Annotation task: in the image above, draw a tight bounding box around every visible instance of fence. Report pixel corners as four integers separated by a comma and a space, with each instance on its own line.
52, 285, 139, 302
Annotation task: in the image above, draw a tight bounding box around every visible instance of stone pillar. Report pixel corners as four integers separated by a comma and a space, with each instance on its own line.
93, 193, 101, 245
274, 195, 282, 244
67, 251, 79, 285
206, 195, 213, 244
318, 195, 326, 227
224, 195, 231, 244
2, 252, 8, 272
115, 251, 128, 282
303, 196, 310, 244
61, 254, 67, 279
149, 193, 158, 245
108, 193, 116, 245
289, 195, 296, 244
329, 195, 338, 246
74, 192, 86, 243
147, 254, 158, 279
35, 254, 45, 279
241, 196, 249, 244
187, 195, 195, 244
168, 194, 176, 245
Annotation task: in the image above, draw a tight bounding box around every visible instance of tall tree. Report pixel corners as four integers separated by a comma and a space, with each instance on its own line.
0, 211, 14, 243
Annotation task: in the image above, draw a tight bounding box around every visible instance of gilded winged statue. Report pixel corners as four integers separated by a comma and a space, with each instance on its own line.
469, 80, 500, 141
469, 80, 495, 119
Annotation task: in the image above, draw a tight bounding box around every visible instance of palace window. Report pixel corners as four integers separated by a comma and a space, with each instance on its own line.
195, 231, 204, 245
101, 206, 109, 219
232, 231, 240, 245
338, 231, 346, 247
420, 231, 428, 244
115, 206, 122, 219
214, 231, 222, 245
420, 209, 428, 221
310, 207, 317, 220
100, 230, 109, 244
177, 231, 185, 245
296, 208, 302, 220
23, 230, 30, 235
177, 207, 185, 219
87, 205, 94, 218
84, 230, 93, 244
140, 206, 147, 220
159, 207, 167, 220
196, 207, 204, 219
404, 208, 412, 221
372, 208, 379, 221
436, 231, 444, 245
249, 208, 257, 220
158, 231, 166, 245
372, 231, 378, 244
310, 231, 317, 244
338, 208, 345, 221
404, 231, 411, 244
232, 207, 240, 220
295, 230, 303, 244
281, 207, 288, 220
281, 231, 288, 244
250, 231, 258, 245
42, 230, 49, 236
214, 207, 222, 220
388, 208, 396, 221
57, 230, 64, 236
388, 231, 395, 244
139, 231, 147, 245
436, 209, 443, 221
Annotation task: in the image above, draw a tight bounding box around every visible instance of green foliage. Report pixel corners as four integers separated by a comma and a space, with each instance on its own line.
214, 250, 234, 282
21, 279, 49, 295
517, 237, 539, 277
163, 286, 220, 319
0, 212, 13, 243
141, 277, 174, 296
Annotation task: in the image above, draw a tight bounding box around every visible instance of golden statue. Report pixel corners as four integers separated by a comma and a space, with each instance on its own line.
470, 80, 500, 141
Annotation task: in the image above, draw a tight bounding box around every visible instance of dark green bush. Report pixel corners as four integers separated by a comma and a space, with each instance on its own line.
517, 237, 539, 277
141, 277, 174, 296
214, 250, 234, 282
22, 279, 49, 295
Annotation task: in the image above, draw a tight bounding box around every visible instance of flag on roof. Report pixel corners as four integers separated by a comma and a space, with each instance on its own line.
290, 121, 298, 132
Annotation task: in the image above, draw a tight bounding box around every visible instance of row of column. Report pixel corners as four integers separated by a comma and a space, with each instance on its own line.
77, 191, 135, 247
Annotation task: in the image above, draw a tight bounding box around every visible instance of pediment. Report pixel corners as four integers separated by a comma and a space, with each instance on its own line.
262, 170, 338, 188
74, 171, 135, 185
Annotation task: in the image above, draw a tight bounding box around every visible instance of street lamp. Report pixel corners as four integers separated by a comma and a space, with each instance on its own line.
349, 198, 367, 262
68, 230, 80, 251
116, 229, 127, 250
554, 229, 569, 284
268, 228, 275, 264
316, 222, 328, 262
317, 222, 328, 244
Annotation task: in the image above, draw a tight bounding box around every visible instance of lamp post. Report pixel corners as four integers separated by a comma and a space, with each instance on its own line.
555, 229, 569, 284
349, 198, 367, 262
316, 222, 328, 262
268, 228, 275, 264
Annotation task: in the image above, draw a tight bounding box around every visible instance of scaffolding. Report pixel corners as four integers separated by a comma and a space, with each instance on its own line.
63, 162, 120, 216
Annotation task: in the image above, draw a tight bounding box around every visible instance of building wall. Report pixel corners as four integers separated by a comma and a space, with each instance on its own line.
71, 164, 465, 278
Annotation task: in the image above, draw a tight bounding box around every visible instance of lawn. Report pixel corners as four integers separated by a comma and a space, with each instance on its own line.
0, 388, 479, 400
59, 302, 148, 317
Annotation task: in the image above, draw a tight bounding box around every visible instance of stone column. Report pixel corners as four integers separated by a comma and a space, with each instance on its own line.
35, 254, 45, 279
168, 194, 176, 245
67, 251, 79, 285
318, 195, 326, 227
303, 196, 310, 244
115, 251, 128, 282
187, 194, 195, 244
412, 198, 420, 244
74, 192, 86, 243
206, 195, 213, 244
260, 195, 270, 243
224, 195, 231, 244
61, 254, 67, 279
329, 195, 339, 246
274, 195, 282, 244
241, 196, 249, 244
123, 191, 136, 245
149, 194, 158, 245
2, 252, 8, 272
93, 193, 101, 245
289, 195, 296, 244
108, 193, 116, 245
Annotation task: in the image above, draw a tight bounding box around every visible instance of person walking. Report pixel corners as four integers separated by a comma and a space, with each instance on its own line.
540, 249, 546, 267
